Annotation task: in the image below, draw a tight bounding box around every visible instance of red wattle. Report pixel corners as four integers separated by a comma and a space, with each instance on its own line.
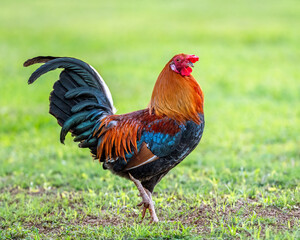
180, 67, 192, 76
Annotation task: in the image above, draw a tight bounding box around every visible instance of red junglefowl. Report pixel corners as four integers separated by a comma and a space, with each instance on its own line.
24, 53, 204, 223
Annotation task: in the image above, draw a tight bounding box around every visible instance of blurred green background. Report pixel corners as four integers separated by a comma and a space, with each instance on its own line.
0, 0, 299, 239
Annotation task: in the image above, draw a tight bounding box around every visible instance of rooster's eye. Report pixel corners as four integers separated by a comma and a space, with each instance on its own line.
176, 59, 180, 62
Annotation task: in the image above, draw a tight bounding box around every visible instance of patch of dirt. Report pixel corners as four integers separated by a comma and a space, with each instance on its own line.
24, 222, 62, 235
178, 199, 300, 236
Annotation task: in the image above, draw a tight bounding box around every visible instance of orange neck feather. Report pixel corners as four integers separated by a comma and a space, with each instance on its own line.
149, 60, 204, 124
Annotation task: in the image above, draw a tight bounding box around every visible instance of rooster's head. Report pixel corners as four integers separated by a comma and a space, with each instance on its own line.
170, 54, 199, 76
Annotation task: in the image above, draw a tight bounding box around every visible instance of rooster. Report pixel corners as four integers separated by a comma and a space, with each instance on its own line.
24, 53, 204, 223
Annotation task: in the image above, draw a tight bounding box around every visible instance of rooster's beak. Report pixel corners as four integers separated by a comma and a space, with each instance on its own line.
187, 61, 194, 68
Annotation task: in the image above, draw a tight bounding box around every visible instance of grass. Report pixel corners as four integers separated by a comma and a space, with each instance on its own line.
0, 0, 300, 239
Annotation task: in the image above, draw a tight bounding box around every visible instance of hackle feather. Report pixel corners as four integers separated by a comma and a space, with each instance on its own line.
149, 58, 204, 124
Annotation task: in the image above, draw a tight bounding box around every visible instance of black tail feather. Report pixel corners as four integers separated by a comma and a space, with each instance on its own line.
59, 71, 81, 89
25, 56, 114, 155
23, 56, 60, 67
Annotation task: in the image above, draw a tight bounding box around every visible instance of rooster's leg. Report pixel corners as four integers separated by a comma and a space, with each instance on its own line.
129, 173, 159, 223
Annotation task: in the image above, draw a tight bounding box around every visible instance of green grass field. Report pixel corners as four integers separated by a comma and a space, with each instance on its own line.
0, 0, 300, 239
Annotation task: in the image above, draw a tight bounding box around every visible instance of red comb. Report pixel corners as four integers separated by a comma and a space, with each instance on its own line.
187, 55, 199, 63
